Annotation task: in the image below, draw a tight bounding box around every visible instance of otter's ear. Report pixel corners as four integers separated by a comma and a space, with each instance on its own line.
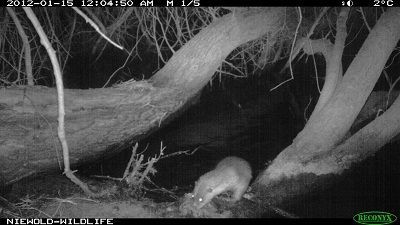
207, 188, 213, 193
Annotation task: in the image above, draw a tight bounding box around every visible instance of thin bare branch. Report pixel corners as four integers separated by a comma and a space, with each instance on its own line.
72, 7, 123, 51
6, 7, 33, 85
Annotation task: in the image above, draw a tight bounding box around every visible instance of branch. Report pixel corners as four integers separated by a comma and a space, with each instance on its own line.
280, 7, 330, 72
71, 7, 123, 51
331, 93, 400, 171
22, 7, 98, 197
6, 7, 33, 85
312, 8, 349, 113
81, 7, 106, 33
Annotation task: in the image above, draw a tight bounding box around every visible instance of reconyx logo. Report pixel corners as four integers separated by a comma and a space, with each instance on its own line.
353, 211, 397, 225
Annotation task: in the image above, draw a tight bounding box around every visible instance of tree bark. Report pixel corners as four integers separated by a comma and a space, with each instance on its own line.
250, 7, 400, 212
150, 8, 285, 93
0, 8, 286, 185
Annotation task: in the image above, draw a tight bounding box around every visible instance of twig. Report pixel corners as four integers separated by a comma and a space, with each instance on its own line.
271, 7, 303, 91
6, 7, 33, 85
71, 7, 123, 51
138, 158, 156, 185
123, 143, 139, 179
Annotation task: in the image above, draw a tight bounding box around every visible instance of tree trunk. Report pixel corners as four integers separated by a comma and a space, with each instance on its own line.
0, 8, 285, 185
250, 7, 400, 212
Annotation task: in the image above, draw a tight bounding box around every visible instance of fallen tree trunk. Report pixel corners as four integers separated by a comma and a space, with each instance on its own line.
0, 8, 286, 185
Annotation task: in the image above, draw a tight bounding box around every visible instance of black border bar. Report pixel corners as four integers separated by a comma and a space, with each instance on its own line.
1, 0, 386, 7
196, 0, 369, 7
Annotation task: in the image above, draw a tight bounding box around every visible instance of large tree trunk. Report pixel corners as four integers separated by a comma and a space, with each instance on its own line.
0, 8, 285, 185
250, 7, 400, 212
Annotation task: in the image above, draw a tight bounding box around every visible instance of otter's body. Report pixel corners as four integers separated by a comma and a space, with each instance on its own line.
191, 156, 252, 209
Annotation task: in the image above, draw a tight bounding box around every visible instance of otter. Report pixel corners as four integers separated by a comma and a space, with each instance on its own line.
191, 156, 252, 209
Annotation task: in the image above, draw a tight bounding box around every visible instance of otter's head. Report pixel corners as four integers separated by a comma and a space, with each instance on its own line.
191, 174, 217, 209
191, 186, 214, 209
